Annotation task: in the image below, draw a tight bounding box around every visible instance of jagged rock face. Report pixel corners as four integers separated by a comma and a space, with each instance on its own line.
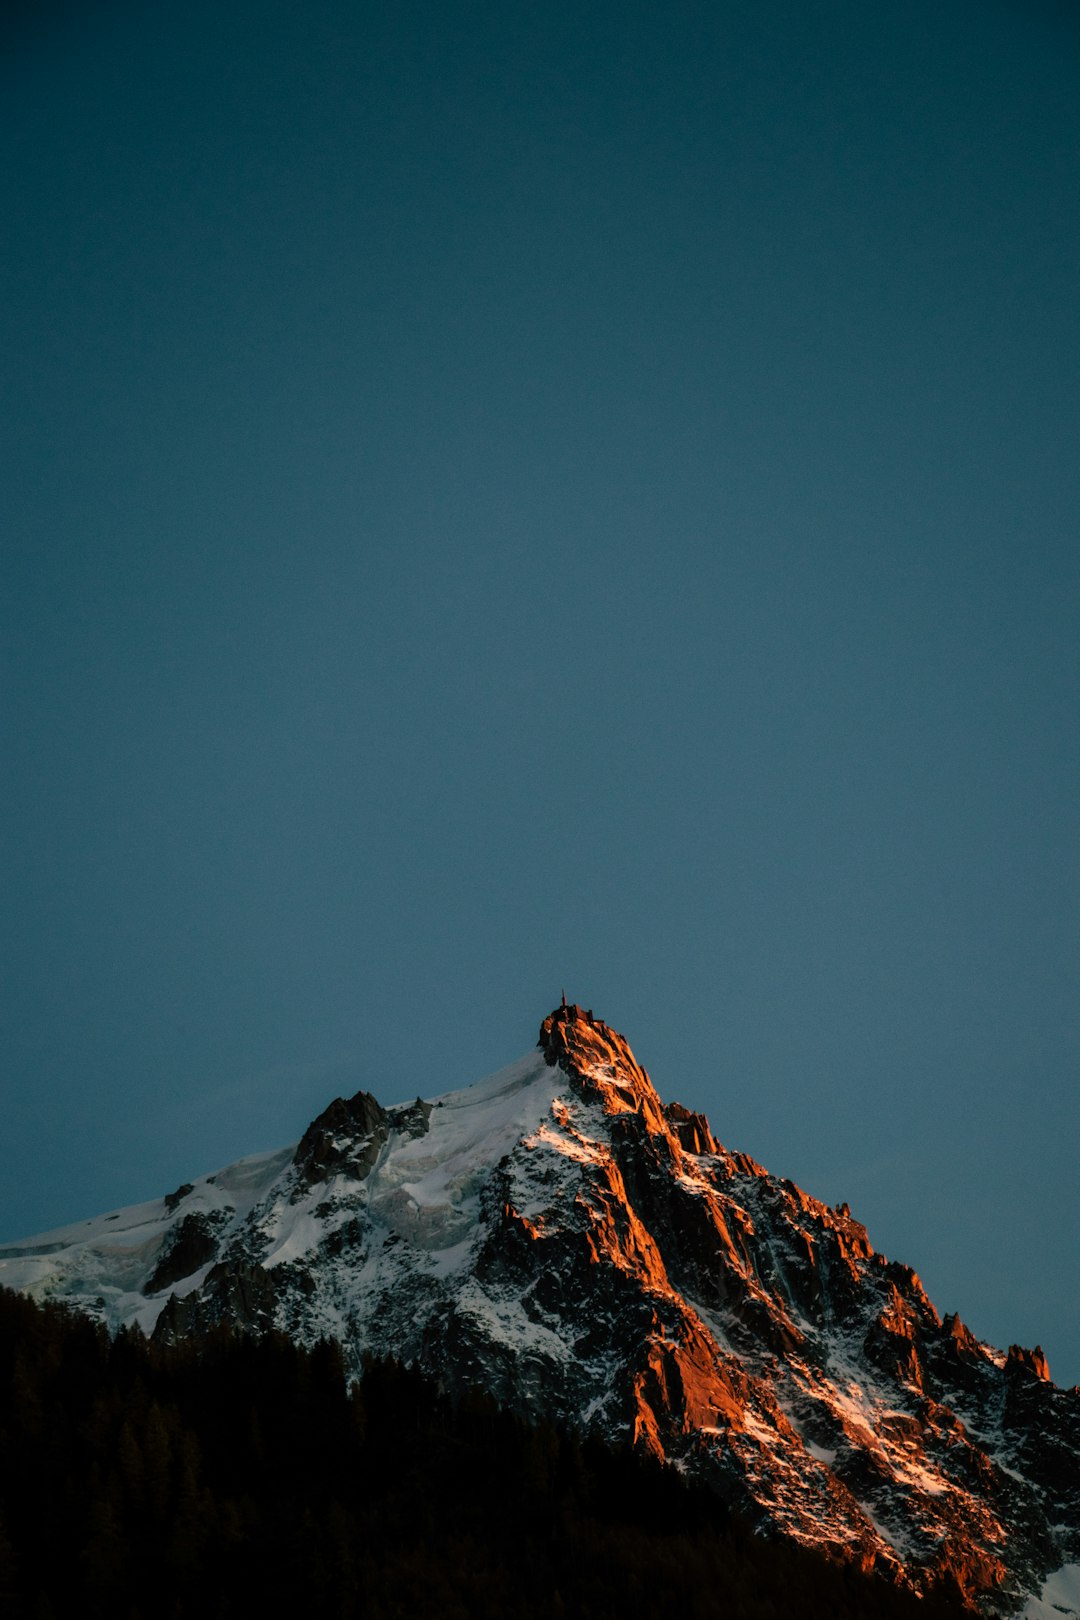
2, 1004, 1077, 1616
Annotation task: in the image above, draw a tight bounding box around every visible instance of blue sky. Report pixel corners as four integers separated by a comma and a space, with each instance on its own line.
2, 0, 1078, 1382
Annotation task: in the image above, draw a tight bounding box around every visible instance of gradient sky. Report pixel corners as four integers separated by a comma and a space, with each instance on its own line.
2, 0, 1078, 1382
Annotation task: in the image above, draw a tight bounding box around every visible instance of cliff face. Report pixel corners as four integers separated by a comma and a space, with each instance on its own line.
2, 1003, 1077, 1615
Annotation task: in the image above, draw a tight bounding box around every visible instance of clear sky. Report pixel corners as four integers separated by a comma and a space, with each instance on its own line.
3, 0, 1078, 1383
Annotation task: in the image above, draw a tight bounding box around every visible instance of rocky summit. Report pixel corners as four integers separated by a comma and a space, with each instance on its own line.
2, 1002, 1077, 1615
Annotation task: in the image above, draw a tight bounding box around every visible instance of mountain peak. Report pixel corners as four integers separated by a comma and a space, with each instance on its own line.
537, 1000, 669, 1134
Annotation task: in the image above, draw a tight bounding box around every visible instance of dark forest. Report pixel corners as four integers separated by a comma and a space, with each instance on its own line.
0, 1287, 967, 1619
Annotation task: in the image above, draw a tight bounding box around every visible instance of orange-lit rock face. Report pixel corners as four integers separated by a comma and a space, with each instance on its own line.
1007, 1343, 1051, 1381
526, 998, 1078, 1612
664, 1100, 719, 1155
528, 1002, 1025, 1606
538, 1002, 671, 1137
573, 1154, 672, 1291
630, 1317, 748, 1456
943, 1312, 985, 1358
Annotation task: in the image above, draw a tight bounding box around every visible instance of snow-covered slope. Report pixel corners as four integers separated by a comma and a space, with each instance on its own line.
1023, 1564, 1080, 1620
2, 1003, 1077, 1615
0, 1144, 295, 1335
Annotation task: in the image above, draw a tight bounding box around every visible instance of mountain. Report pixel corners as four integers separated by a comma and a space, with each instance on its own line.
2, 1002, 1077, 1615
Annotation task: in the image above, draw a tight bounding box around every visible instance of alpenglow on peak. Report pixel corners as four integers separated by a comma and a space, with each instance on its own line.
1, 1002, 1077, 1615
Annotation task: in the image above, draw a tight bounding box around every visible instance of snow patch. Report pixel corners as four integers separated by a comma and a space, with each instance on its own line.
1023, 1565, 1080, 1619
806, 1441, 837, 1465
